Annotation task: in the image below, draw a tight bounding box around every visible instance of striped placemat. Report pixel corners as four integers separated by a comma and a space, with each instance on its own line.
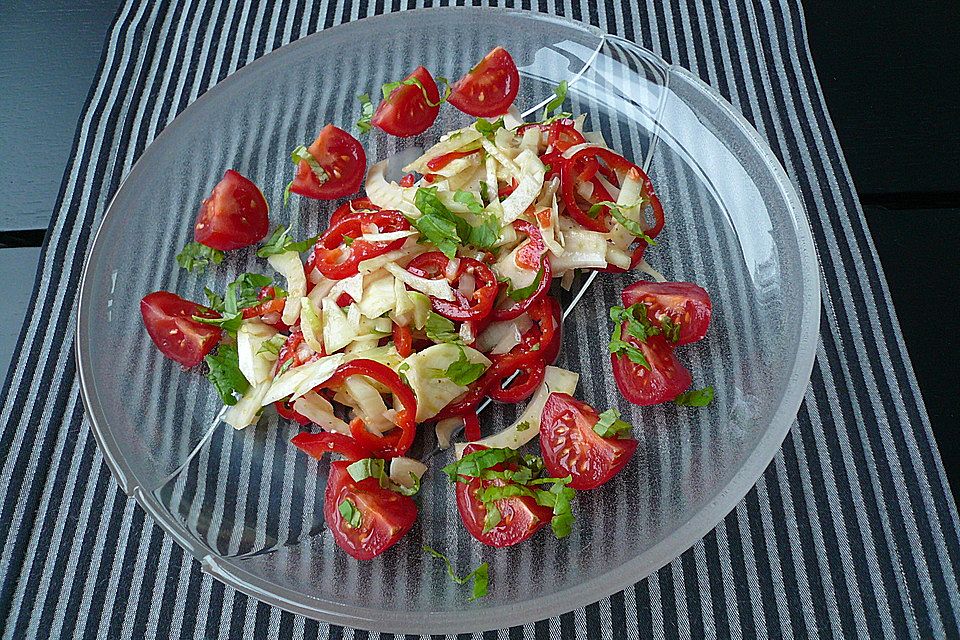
1, 1, 958, 638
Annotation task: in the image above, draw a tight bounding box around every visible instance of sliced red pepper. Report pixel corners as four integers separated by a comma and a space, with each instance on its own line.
392, 323, 413, 358
405, 251, 499, 322
462, 412, 481, 441
491, 222, 552, 322
312, 210, 410, 280
291, 431, 372, 461
516, 296, 563, 365
426, 148, 482, 172
485, 348, 546, 404
434, 377, 488, 422
399, 174, 416, 188
513, 219, 548, 270
275, 399, 312, 425
497, 178, 519, 199
328, 197, 380, 227
318, 359, 418, 458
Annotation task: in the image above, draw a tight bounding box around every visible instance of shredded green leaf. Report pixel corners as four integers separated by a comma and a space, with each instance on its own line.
608, 303, 663, 368
593, 408, 633, 439
381, 75, 448, 107
193, 273, 275, 333
660, 316, 681, 344
422, 545, 489, 601
204, 344, 249, 406
453, 190, 484, 214
516, 420, 531, 432
256, 226, 319, 258
474, 117, 505, 140
541, 80, 568, 120
356, 93, 374, 134
203, 287, 225, 311
479, 181, 490, 203
506, 264, 545, 302
410, 187, 464, 258
257, 334, 286, 356
424, 311, 463, 345
588, 200, 657, 245
674, 386, 715, 407
438, 346, 486, 386
346, 457, 421, 496
290, 145, 329, 184
442, 447, 522, 482
176, 242, 225, 274
338, 498, 362, 528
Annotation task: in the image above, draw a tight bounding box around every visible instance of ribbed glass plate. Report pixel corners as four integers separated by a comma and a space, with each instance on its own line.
77, 7, 820, 634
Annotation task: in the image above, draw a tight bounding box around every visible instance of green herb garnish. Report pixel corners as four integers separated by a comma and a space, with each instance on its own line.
257, 334, 286, 356
593, 408, 633, 438
587, 200, 657, 245
346, 457, 420, 496
423, 545, 489, 601
257, 225, 319, 258
437, 346, 486, 386
607, 303, 662, 369
541, 80, 568, 120
674, 386, 715, 407
506, 264, 545, 302
204, 344, 249, 405
475, 117, 505, 140
193, 272, 275, 333
356, 93, 374, 134
338, 498, 362, 528
381, 75, 449, 108
176, 242, 224, 274
424, 311, 462, 344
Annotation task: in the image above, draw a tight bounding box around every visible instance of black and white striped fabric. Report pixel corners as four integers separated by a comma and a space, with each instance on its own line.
1, 0, 958, 638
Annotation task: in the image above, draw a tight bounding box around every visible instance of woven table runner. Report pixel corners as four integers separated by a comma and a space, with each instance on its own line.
2, 1, 958, 638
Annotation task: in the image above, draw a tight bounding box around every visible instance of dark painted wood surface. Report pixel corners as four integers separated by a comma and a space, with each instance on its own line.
1, 0, 957, 492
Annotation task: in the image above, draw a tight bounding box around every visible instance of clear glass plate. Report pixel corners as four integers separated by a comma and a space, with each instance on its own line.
76, 7, 820, 634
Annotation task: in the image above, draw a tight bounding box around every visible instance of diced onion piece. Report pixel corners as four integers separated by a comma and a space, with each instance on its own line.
224, 381, 271, 430
237, 320, 279, 385
308, 276, 336, 306
299, 297, 324, 353
502, 105, 525, 130
402, 344, 491, 422
321, 298, 357, 353
476, 316, 533, 352
455, 366, 579, 457
435, 418, 462, 449
389, 457, 428, 488
268, 251, 307, 326
293, 391, 350, 434
262, 354, 345, 405
385, 262, 456, 301
500, 149, 545, 224
550, 228, 609, 272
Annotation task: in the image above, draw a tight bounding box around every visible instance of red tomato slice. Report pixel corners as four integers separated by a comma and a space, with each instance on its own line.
193, 170, 269, 251
611, 334, 692, 406
448, 47, 520, 117
140, 291, 222, 367
539, 393, 638, 490
454, 446, 554, 547
371, 66, 441, 137
324, 461, 418, 560
289, 125, 367, 200
621, 281, 712, 346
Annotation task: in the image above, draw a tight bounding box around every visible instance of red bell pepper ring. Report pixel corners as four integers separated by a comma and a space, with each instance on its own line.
434, 377, 489, 422
275, 399, 312, 425
291, 431, 372, 461
399, 174, 416, 188
485, 348, 546, 404
426, 148, 482, 172
318, 359, 418, 458
462, 412, 481, 441
491, 222, 553, 322
312, 210, 410, 280
405, 251, 499, 322
392, 323, 413, 358
328, 197, 380, 227
515, 296, 563, 365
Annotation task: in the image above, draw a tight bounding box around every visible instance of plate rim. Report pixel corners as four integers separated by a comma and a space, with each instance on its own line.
75, 6, 821, 634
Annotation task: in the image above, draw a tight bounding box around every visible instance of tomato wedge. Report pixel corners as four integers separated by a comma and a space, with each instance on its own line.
193, 170, 269, 251
324, 460, 418, 560
371, 66, 441, 137
611, 334, 692, 405
405, 251, 498, 322
289, 125, 367, 200
621, 281, 712, 346
454, 445, 554, 547
448, 47, 520, 117
539, 393, 638, 490
140, 291, 222, 367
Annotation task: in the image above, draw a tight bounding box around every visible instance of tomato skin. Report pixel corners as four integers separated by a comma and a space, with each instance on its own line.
193, 170, 269, 251
540, 393, 638, 490
289, 125, 367, 200
448, 47, 520, 117
454, 446, 553, 547
611, 334, 692, 405
371, 66, 441, 137
140, 291, 222, 367
324, 461, 418, 560
621, 281, 712, 346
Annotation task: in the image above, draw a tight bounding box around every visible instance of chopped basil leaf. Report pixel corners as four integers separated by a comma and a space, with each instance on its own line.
381, 76, 447, 107
479, 181, 490, 203
442, 447, 522, 482
176, 242, 224, 274
474, 117, 505, 140
536, 479, 576, 538
593, 408, 633, 438
283, 180, 294, 206
397, 361, 412, 387
422, 545, 489, 601
193, 273, 275, 333
440, 347, 486, 386
347, 457, 420, 496
674, 386, 715, 407
482, 502, 502, 533
424, 312, 462, 345
343, 235, 355, 246
290, 145, 329, 184
257, 334, 286, 356
607, 321, 649, 369
588, 200, 657, 245
453, 190, 484, 214
410, 187, 464, 258
516, 420, 531, 432
204, 344, 249, 406
660, 316, 681, 344
338, 498, 362, 528
257, 225, 319, 258
466, 213, 501, 250
203, 287, 225, 312
539, 111, 573, 125
506, 264, 545, 302
356, 93, 374, 134
276, 358, 294, 376
610, 303, 661, 343
541, 80, 568, 120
